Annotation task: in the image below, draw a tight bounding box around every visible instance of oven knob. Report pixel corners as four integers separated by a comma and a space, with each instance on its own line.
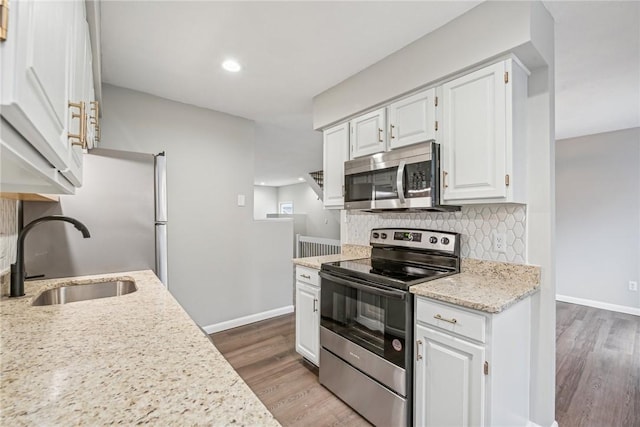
441, 237, 450, 245
372, 232, 380, 239
381, 233, 387, 239
429, 236, 438, 244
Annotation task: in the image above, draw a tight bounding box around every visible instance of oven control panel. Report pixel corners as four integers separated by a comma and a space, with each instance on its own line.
370, 228, 458, 254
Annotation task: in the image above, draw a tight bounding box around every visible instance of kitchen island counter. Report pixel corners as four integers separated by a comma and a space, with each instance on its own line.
410, 258, 541, 313
0, 270, 279, 426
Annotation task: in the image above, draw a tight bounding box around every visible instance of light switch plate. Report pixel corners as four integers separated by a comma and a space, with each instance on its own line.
237, 194, 246, 207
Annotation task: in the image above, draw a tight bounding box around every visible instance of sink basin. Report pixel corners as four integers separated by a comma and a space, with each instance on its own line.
31, 280, 137, 306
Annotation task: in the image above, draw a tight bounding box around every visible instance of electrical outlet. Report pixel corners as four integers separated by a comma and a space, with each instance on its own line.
629, 281, 638, 292
493, 233, 506, 253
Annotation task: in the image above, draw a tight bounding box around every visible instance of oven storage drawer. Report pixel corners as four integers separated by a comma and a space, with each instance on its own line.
416, 297, 486, 343
296, 266, 319, 287
320, 348, 407, 427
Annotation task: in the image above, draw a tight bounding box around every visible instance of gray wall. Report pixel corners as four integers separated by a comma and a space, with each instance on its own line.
556, 127, 640, 309
277, 182, 340, 240
253, 185, 277, 219
99, 84, 291, 326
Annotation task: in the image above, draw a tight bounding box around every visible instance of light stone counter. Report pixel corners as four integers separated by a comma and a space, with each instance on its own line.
410, 258, 541, 313
0, 270, 279, 426
292, 244, 371, 270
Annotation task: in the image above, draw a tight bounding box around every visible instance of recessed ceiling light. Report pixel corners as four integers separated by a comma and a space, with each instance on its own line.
222, 59, 241, 72
260, 182, 266, 185
298, 177, 304, 181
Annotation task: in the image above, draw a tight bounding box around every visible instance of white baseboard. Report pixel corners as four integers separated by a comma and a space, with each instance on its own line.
556, 294, 640, 316
202, 305, 294, 334
527, 420, 558, 427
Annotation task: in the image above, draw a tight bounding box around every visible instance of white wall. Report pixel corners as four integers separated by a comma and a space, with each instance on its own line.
99, 84, 291, 327
556, 127, 640, 310
277, 182, 340, 240
312, 2, 556, 425
253, 185, 277, 219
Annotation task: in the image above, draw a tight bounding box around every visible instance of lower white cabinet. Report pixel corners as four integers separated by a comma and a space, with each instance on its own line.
295, 266, 320, 366
414, 296, 532, 427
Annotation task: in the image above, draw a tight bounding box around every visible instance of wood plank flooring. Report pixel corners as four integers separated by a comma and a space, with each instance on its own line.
210, 314, 370, 427
212, 303, 640, 427
556, 302, 640, 427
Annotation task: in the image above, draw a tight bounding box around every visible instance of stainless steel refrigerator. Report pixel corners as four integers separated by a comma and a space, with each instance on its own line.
23, 148, 169, 286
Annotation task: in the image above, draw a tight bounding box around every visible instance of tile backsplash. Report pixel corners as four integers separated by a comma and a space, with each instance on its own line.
344, 204, 527, 263
0, 198, 18, 273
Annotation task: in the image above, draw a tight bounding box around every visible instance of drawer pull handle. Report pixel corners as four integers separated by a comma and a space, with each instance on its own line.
434, 314, 457, 324
301, 274, 311, 279
416, 339, 423, 361
313, 298, 318, 312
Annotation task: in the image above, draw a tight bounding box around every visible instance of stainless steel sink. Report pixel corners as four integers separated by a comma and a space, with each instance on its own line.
31, 280, 137, 306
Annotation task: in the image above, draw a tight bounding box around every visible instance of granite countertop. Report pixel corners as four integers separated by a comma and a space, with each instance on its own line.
292, 244, 371, 269
0, 270, 279, 426
410, 258, 541, 313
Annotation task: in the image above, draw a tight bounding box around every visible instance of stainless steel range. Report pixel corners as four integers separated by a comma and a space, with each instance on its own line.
319, 228, 460, 427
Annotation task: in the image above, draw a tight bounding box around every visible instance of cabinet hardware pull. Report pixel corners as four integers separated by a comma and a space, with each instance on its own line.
505, 174, 510, 186
301, 274, 311, 279
434, 120, 438, 132
416, 339, 423, 361
442, 171, 448, 188
313, 298, 318, 312
342, 185, 345, 197
434, 314, 457, 324
0, 0, 8, 42
68, 101, 87, 149
484, 361, 489, 375
504, 71, 509, 84
434, 96, 438, 107
390, 124, 395, 139
377, 128, 383, 143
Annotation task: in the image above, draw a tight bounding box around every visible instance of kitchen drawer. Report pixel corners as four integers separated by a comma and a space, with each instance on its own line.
296, 266, 319, 287
416, 297, 486, 343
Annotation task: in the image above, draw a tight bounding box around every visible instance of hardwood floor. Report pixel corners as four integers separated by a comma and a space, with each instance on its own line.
212, 303, 640, 427
556, 302, 640, 427
210, 314, 370, 427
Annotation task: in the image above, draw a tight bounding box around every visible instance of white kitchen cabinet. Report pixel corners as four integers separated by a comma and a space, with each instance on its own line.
350, 108, 386, 159
323, 123, 349, 209
0, 0, 93, 194
414, 296, 532, 427
388, 88, 437, 150
295, 266, 320, 366
440, 58, 527, 204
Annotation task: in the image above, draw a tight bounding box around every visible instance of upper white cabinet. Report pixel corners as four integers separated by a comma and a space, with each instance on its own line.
323, 122, 349, 209
388, 88, 437, 150
0, 0, 95, 194
440, 58, 527, 204
350, 108, 386, 159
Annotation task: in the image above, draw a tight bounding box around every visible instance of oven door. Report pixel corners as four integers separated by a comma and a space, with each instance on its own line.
319, 271, 409, 370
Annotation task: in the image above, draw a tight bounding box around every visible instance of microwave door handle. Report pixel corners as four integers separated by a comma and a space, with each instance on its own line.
319, 271, 406, 300
397, 160, 406, 204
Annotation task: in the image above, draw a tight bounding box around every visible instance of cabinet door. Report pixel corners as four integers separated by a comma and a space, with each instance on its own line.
441, 61, 507, 201
415, 324, 485, 427
295, 282, 320, 366
323, 123, 349, 209
0, 0, 74, 175
388, 88, 437, 150
63, 0, 90, 187
350, 108, 386, 159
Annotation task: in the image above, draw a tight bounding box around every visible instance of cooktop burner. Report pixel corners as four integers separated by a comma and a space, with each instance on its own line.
320, 228, 461, 291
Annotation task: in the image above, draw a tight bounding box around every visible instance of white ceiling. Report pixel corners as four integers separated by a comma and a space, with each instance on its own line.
100, 1, 640, 187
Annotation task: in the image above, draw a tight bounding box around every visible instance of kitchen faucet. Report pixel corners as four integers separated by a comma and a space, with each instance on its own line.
10, 215, 91, 298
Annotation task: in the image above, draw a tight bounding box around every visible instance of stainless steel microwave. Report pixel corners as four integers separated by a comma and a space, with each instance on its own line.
344, 141, 458, 212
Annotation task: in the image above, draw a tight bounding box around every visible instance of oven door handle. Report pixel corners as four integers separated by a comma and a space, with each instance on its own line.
319, 271, 407, 300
